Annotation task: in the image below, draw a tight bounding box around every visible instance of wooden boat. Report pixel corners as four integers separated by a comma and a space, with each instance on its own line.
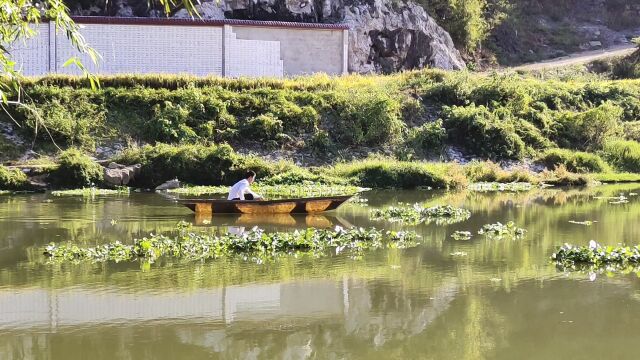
179, 195, 354, 215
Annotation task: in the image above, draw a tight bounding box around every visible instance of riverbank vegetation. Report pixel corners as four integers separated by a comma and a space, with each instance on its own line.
3, 70, 640, 190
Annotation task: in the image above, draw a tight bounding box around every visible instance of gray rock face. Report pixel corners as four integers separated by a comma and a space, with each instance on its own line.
104, 163, 141, 186
69, 0, 464, 73
222, 0, 465, 73
155, 179, 181, 191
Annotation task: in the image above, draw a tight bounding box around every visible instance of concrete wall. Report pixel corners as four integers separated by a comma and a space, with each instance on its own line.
9, 19, 348, 78
231, 26, 347, 76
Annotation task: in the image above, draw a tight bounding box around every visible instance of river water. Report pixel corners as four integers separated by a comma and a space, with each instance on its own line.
1, 185, 640, 359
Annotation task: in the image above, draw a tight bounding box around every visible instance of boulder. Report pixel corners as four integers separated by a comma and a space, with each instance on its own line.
173, 1, 226, 19
104, 164, 141, 186
220, 0, 465, 73
155, 179, 181, 191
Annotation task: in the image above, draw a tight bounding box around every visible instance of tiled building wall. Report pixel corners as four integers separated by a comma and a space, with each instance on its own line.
9, 22, 346, 78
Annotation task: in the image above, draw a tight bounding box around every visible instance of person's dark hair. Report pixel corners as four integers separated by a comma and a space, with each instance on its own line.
245, 170, 256, 179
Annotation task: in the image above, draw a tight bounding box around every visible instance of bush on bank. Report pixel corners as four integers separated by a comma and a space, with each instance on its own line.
4, 71, 640, 164
537, 149, 611, 173
0, 165, 30, 190
602, 140, 640, 173
49, 148, 104, 188
115, 144, 468, 189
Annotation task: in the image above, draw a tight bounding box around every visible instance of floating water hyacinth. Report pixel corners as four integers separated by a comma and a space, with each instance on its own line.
168, 184, 364, 198
43, 223, 418, 265
51, 187, 130, 196
371, 204, 471, 225
478, 222, 526, 239
552, 240, 640, 273
568, 220, 597, 226
450, 251, 467, 257
451, 231, 473, 240
468, 182, 533, 192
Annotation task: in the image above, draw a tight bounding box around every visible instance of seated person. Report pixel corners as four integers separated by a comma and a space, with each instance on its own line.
227, 171, 263, 201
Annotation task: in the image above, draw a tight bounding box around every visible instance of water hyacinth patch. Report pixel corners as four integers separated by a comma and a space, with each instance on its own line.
568, 220, 597, 226
43, 223, 418, 265
468, 182, 534, 192
451, 231, 473, 240
371, 204, 471, 225
167, 184, 364, 198
551, 241, 640, 274
51, 187, 131, 197
478, 222, 527, 239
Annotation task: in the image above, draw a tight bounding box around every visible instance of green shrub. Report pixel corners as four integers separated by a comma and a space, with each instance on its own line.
0, 165, 30, 190
553, 102, 623, 150
602, 140, 640, 173
464, 160, 538, 184
16, 90, 106, 151
442, 105, 527, 159
49, 148, 103, 188
241, 114, 284, 141
537, 149, 611, 173
540, 165, 592, 187
115, 143, 239, 188
406, 120, 447, 156
261, 169, 347, 185
325, 89, 403, 146
329, 157, 467, 189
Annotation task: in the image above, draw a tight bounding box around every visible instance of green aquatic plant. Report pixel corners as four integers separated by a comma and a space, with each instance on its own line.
450, 251, 468, 257
51, 187, 130, 196
552, 240, 640, 273
478, 222, 526, 239
43, 224, 418, 265
451, 231, 473, 240
468, 182, 534, 192
168, 184, 363, 198
371, 204, 471, 225
568, 220, 597, 226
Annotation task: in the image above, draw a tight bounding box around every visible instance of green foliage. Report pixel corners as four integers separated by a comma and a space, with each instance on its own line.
423, 0, 510, 52
241, 113, 284, 141
167, 184, 361, 198
371, 204, 471, 225
540, 165, 592, 187
537, 148, 611, 173
51, 187, 130, 196
329, 158, 468, 189
115, 143, 240, 188
0, 165, 29, 190
602, 140, 640, 173
478, 221, 526, 239
405, 120, 447, 156
43, 223, 418, 265
49, 148, 103, 189
552, 240, 640, 273
326, 88, 403, 146
553, 102, 623, 150
442, 105, 527, 159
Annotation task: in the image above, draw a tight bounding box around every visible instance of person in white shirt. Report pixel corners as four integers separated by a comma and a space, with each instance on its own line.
227, 171, 263, 200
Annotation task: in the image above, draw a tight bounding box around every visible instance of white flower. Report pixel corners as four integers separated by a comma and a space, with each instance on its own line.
589, 240, 598, 250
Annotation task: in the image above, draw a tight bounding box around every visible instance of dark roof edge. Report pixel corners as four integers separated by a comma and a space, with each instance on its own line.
68, 16, 350, 30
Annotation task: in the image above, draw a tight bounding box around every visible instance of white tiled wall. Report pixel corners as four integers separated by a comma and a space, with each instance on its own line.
8, 22, 343, 78
55, 24, 223, 76
9, 24, 50, 76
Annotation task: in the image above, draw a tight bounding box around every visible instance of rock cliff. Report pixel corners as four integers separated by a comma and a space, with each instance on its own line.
71, 0, 466, 73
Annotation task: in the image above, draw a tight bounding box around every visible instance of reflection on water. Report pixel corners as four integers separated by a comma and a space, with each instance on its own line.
2, 185, 640, 359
